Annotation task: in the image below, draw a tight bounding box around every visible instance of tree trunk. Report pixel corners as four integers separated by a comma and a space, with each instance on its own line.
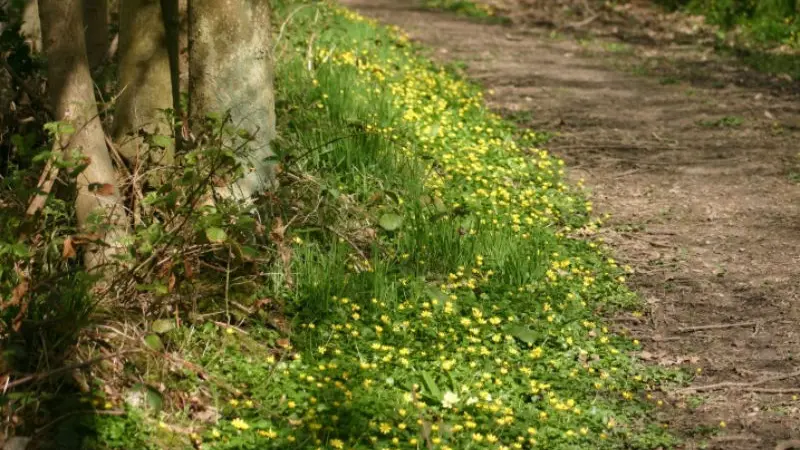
20, 0, 42, 52
188, 0, 276, 201
83, 0, 109, 69
39, 0, 128, 271
112, 0, 175, 185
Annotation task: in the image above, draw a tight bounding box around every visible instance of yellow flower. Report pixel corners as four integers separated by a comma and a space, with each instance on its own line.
330, 438, 344, 449
258, 428, 278, 439
231, 418, 250, 430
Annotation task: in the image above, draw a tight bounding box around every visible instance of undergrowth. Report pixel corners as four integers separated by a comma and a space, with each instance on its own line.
654, 0, 800, 78
658, 0, 800, 47
2, 0, 683, 449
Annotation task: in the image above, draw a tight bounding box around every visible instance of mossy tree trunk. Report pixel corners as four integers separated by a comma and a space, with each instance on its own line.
38, 0, 129, 271
188, 0, 276, 201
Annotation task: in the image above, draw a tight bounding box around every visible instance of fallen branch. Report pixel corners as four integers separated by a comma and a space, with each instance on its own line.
742, 387, 800, 394
3, 350, 139, 391
36, 409, 125, 435
678, 321, 757, 333
678, 368, 800, 394
25, 152, 59, 217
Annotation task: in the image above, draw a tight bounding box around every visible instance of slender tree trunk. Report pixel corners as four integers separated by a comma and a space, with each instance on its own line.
39, 0, 128, 271
112, 0, 175, 185
20, 0, 42, 52
83, 0, 109, 69
18, 0, 107, 66
188, 0, 276, 201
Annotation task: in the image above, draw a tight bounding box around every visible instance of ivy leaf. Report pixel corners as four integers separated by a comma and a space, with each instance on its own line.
378, 213, 403, 231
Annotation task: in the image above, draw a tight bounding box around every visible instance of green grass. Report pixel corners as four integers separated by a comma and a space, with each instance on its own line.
654, 0, 800, 79
63, 1, 683, 449
656, 0, 800, 46
698, 115, 744, 127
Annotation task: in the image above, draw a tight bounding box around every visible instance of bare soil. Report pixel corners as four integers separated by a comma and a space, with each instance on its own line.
341, 0, 800, 448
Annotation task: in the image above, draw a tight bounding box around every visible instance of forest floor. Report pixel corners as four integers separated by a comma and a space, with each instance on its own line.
342, 0, 800, 448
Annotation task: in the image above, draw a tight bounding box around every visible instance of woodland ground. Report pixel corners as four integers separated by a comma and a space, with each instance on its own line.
342, 0, 800, 449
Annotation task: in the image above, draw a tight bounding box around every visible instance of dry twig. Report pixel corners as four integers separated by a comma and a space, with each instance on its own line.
678, 368, 800, 394
678, 321, 757, 333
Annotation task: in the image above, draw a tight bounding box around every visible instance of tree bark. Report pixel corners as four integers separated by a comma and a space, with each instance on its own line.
112, 0, 175, 185
188, 0, 276, 201
83, 0, 109, 69
20, 0, 42, 52
39, 0, 128, 271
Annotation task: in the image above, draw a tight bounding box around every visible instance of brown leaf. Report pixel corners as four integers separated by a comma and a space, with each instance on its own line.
276, 338, 291, 349
269, 218, 286, 242
168, 273, 177, 293
183, 258, 195, 279
10, 280, 29, 332
96, 183, 115, 196
253, 298, 273, 309
10, 279, 28, 307
62, 236, 77, 259
192, 406, 221, 424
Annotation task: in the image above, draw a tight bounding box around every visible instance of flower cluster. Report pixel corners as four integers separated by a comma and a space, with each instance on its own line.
188, 2, 673, 449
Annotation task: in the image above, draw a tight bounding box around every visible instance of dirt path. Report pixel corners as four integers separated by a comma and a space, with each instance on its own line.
341, 0, 800, 448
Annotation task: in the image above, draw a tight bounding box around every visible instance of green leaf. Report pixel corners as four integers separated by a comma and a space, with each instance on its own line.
143, 334, 164, 351
508, 325, 538, 345
421, 371, 441, 400
150, 135, 173, 149
151, 319, 175, 334
205, 227, 228, 243
131, 383, 164, 412
424, 285, 449, 303
378, 213, 403, 231
145, 387, 163, 412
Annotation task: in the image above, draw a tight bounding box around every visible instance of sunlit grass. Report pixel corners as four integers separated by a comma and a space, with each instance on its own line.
86, 1, 682, 448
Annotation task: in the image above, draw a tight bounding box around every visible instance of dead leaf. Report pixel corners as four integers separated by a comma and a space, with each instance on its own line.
10, 279, 29, 332
10, 279, 28, 308
95, 183, 115, 196
168, 273, 176, 293
253, 298, 273, 309
183, 258, 194, 279
62, 236, 77, 259
192, 407, 221, 424
269, 217, 286, 242
276, 338, 291, 349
